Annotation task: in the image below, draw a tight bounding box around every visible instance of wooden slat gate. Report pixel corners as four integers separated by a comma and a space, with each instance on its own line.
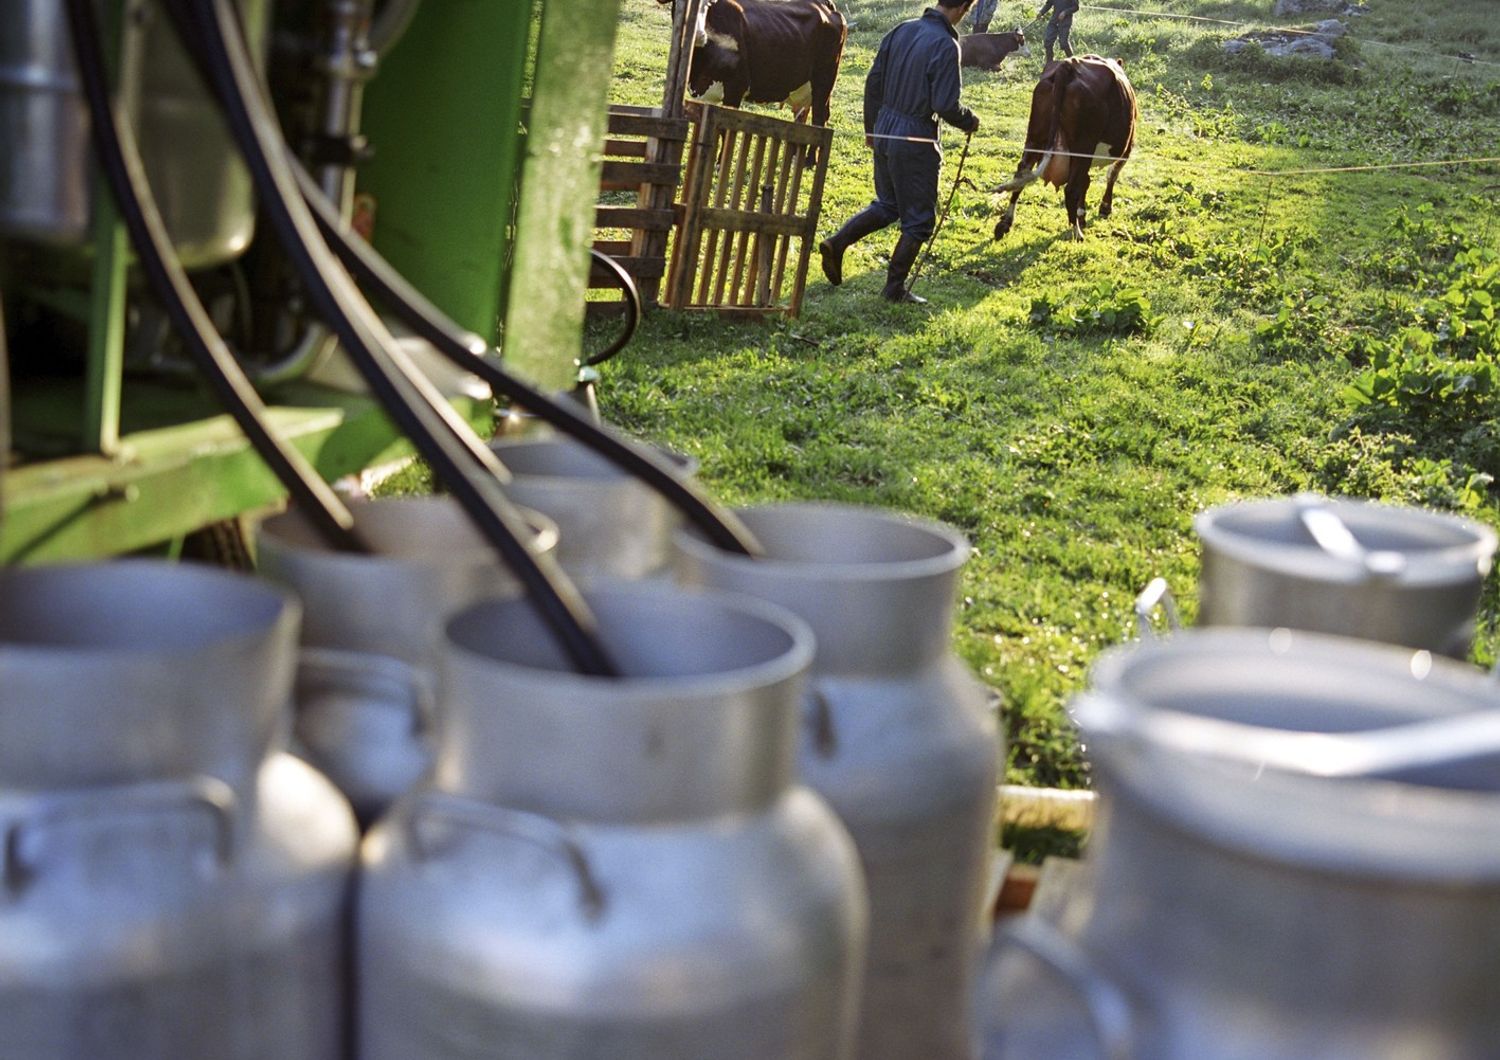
591, 104, 691, 309
665, 103, 832, 318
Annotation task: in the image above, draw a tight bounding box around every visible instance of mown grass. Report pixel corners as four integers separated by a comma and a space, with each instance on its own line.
586, 0, 1500, 789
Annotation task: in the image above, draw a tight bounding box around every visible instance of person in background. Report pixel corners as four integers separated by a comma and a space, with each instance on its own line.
817, 0, 980, 304
969, 0, 998, 33
1038, 0, 1079, 63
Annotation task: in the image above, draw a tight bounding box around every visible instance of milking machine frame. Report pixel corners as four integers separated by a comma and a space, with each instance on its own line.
0, 0, 623, 564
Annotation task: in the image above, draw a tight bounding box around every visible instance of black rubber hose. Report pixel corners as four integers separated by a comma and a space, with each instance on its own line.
169, 0, 619, 676
62, 0, 368, 554
286, 157, 763, 558
584, 249, 641, 368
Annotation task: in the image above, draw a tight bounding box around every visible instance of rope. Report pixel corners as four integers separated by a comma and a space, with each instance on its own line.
905, 129, 973, 298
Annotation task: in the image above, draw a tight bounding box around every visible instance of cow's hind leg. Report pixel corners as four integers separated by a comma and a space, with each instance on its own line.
1064, 158, 1092, 240
994, 151, 1041, 239
1099, 156, 1127, 220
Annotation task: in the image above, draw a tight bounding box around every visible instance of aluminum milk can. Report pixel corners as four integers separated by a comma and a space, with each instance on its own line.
1194, 494, 1496, 657
0, 0, 269, 266
256, 496, 558, 826
981, 628, 1500, 1060
0, 561, 357, 1059
358, 583, 867, 1059
675, 503, 1000, 1060
489, 433, 694, 579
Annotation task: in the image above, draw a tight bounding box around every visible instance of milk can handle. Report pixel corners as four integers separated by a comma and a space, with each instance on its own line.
297, 646, 437, 736
1133, 578, 1181, 640
993, 917, 1134, 1060
406, 791, 606, 921
1, 775, 237, 898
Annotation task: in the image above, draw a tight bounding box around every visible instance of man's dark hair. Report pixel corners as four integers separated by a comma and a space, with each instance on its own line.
937, 0, 974, 9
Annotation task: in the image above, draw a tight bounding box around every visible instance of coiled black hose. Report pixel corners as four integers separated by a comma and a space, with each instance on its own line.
164, 0, 619, 676
585, 249, 641, 368
285, 157, 762, 558
62, 0, 368, 554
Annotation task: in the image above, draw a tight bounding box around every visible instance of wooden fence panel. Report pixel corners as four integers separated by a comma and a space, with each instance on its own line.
665, 103, 832, 318
590, 105, 689, 308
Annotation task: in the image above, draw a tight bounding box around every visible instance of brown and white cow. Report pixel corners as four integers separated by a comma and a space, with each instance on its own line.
687, 0, 847, 131
993, 55, 1137, 241
959, 30, 1030, 71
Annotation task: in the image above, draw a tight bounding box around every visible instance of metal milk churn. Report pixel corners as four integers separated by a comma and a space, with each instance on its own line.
675, 503, 1000, 1060
358, 583, 867, 1059
0, 561, 357, 1059
1194, 494, 1496, 657
0, 0, 270, 266
255, 496, 558, 826
980, 628, 1500, 1060
489, 433, 693, 579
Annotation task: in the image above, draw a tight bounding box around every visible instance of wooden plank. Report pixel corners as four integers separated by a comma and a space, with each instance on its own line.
711, 130, 753, 306
697, 125, 738, 305
607, 102, 656, 117
591, 239, 635, 257
728, 134, 769, 305
602, 137, 649, 158
589, 255, 666, 279
696, 104, 827, 147
771, 145, 807, 300
667, 107, 717, 308
600, 160, 681, 189
996, 863, 1042, 917
787, 126, 832, 316
606, 112, 690, 141
594, 205, 676, 232
695, 209, 807, 238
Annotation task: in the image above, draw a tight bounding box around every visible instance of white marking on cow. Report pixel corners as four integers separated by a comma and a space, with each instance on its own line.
693, 0, 715, 48
1092, 142, 1113, 168
704, 29, 739, 52
1018, 42, 1032, 56
695, 80, 726, 103
785, 80, 813, 112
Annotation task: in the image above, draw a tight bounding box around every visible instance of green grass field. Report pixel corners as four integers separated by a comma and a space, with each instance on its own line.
591, 0, 1500, 788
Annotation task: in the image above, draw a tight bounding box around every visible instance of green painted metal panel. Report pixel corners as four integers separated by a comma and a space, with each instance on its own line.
357, 0, 534, 342
0, 381, 487, 565
503, 0, 623, 390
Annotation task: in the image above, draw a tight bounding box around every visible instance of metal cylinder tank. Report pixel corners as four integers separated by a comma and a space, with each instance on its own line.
1195, 494, 1496, 657
489, 433, 695, 580
675, 503, 1000, 1060
358, 583, 867, 1059
256, 496, 559, 827
981, 629, 1500, 1060
0, 0, 269, 267
0, 561, 357, 1059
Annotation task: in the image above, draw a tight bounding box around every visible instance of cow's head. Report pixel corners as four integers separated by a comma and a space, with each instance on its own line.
1014, 28, 1030, 57
687, 0, 742, 101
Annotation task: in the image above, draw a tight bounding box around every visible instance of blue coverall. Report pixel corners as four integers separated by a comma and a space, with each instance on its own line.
863, 8, 979, 241
1039, 0, 1079, 61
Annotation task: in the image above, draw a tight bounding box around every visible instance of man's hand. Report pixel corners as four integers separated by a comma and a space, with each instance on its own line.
964, 113, 981, 135
866, 134, 875, 149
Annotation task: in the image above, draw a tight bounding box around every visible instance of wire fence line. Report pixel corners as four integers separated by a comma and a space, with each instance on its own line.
1078, 4, 1500, 70
839, 128, 1500, 182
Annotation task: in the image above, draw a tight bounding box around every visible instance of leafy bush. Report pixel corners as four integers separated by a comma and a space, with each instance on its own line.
1028, 282, 1163, 338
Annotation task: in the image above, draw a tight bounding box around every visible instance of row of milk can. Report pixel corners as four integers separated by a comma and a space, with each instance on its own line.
978, 494, 1500, 1059
0, 434, 1002, 1058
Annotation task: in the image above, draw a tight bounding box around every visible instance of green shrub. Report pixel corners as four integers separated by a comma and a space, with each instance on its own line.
1028, 282, 1163, 338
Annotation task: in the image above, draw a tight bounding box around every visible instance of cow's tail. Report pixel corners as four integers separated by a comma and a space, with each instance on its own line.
996, 60, 1076, 193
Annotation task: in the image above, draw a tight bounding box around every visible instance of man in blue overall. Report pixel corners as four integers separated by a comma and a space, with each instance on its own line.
1038, 0, 1079, 64
818, 0, 980, 304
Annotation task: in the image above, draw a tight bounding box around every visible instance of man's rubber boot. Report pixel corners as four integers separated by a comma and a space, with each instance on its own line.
819, 207, 890, 286
881, 233, 928, 304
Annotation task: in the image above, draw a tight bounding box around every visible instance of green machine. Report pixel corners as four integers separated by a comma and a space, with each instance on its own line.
0, 0, 621, 564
